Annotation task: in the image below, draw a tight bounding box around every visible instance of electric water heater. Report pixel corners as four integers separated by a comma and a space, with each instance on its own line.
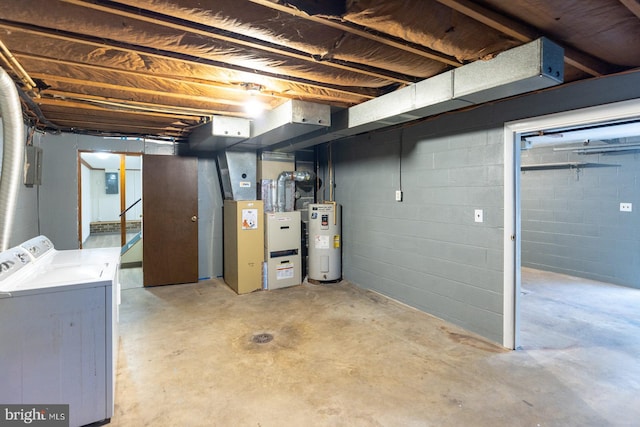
308, 203, 341, 282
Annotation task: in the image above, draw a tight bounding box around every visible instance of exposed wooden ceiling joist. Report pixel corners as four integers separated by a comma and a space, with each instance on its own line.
36, 98, 198, 121
41, 90, 234, 118
51, 118, 185, 134
1, 0, 636, 141
435, 0, 617, 76
248, 0, 463, 68
30, 73, 248, 108
13, 52, 360, 107
0, 20, 379, 101
61, 0, 416, 85
15, 52, 277, 100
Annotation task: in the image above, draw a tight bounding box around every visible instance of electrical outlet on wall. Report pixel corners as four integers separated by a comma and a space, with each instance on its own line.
474, 209, 483, 223
395, 190, 403, 202
620, 202, 633, 212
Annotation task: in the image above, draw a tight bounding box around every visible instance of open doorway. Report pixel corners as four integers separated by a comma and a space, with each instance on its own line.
503, 99, 640, 349
78, 151, 142, 250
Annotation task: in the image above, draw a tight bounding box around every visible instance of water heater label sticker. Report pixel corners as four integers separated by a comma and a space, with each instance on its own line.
239, 181, 251, 188
314, 235, 330, 249
276, 263, 294, 280
242, 209, 258, 229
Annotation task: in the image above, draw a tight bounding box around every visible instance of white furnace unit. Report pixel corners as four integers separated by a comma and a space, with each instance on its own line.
264, 211, 302, 289
308, 203, 342, 282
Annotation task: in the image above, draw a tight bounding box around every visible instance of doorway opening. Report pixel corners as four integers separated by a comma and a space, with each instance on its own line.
78, 151, 142, 251
503, 99, 640, 349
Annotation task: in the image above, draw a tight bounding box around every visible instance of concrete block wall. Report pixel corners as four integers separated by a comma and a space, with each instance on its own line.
326, 70, 640, 345
521, 146, 640, 288
332, 125, 505, 343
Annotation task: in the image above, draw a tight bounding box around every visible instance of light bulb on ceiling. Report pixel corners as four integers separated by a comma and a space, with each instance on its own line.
245, 97, 265, 118
242, 82, 265, 117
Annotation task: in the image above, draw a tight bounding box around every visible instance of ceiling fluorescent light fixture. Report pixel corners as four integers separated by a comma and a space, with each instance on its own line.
522, 121, 640, 147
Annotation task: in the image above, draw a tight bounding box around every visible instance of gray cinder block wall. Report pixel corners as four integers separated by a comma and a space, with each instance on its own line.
327, 70, 640, 345
521, 145, 640, 288
332, 125, 505, 343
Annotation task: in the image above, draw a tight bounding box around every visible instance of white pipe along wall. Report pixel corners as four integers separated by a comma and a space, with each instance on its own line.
0, 66, 25, 251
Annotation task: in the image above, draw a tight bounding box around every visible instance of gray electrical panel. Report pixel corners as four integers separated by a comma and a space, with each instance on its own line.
24, 146, 43, 187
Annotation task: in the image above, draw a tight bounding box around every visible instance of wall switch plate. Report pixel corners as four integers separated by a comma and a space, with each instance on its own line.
395, 190, 403, 202
474, 209, 483, 223
620, 202, 632, 212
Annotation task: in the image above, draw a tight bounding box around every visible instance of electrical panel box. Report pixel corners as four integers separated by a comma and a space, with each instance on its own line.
23, 145, 43, 187
223, 200, 264, 294
264, 211, 301, 290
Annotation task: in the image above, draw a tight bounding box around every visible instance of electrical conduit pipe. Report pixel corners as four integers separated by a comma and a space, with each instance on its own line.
276, 170, 315, 212
0, 67, 25, 250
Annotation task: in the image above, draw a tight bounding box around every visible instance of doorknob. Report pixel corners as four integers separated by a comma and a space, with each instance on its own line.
191, 215, 197, 222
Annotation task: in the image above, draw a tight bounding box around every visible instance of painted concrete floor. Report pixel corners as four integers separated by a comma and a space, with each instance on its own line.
108, 267, 640, 427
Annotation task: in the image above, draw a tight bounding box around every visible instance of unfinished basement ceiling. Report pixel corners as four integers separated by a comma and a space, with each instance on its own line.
1, 0, 639, 143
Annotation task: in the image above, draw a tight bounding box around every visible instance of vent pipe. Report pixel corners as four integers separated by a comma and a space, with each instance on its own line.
0, 67, 25, 250
276, 170, 315, 212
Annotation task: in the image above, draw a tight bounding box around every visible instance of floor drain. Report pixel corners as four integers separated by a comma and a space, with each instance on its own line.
252, 333, 273, 344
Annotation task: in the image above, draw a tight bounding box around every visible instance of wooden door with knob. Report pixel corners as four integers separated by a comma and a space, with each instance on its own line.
142, 154, 198, 286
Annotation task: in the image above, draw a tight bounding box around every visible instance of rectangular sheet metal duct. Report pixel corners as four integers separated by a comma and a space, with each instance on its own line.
453, 37, 563, 104
230, 100, 331, 150
269, 37, 564, 152
189, 116, 251, 151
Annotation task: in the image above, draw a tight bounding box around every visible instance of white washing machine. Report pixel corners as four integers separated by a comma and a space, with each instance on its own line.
0, 236, 120, 427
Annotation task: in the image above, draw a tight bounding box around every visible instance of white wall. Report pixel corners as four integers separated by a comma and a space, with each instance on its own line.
125, 169, 142, 221
88, 168, 142, 222
90, 169, 120, 221
81, 162, 91, 242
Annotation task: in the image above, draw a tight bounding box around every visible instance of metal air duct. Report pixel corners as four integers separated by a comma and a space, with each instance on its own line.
267, 37, 564, 152
231, 100, 331, 150
0, 67, 25, 250
276, 170, 315, 212
189, 116, 250, 151
217, 150, 257, 200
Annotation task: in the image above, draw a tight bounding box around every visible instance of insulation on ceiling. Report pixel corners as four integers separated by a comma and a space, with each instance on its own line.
0, 0, 637, 140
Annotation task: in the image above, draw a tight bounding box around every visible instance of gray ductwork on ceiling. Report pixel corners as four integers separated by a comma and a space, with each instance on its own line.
188, 115, 251, 152
0, 66, 25, 251
266, 37, 564, 152
232, 100, 331, 151
189, 100, 331, 152
194, 38, 563, 203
